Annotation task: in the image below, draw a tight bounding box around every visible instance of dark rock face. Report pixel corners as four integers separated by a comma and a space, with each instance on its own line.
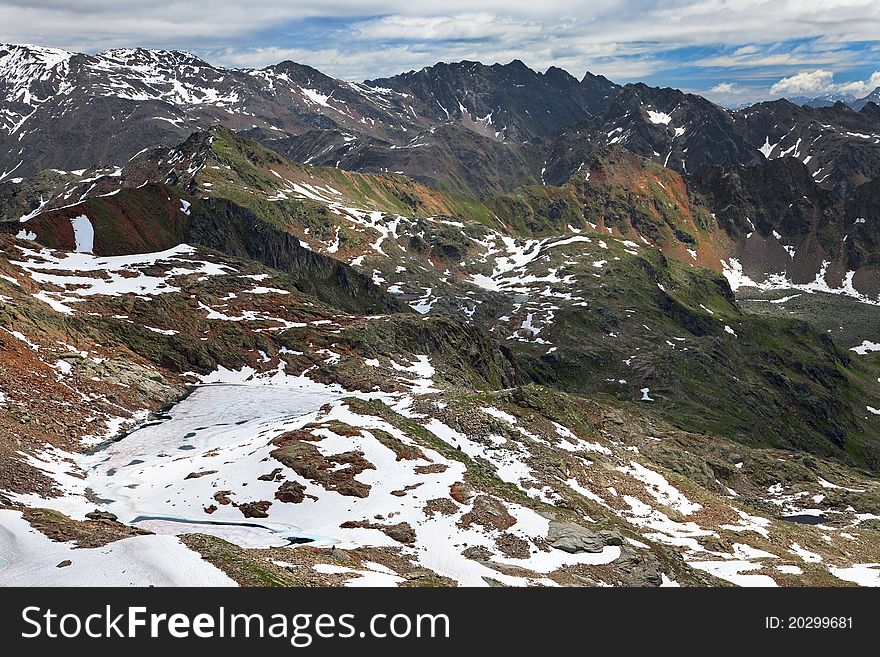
339, 519, 416, 544
85, 510, 119, 522
609, 547, 665, 587
732, 100, 880, 196
544, 90, 880, 200
367, 60, 620, 143
251, 62, 622, 197
267, 122, 543, 198
690, 158, 838, 240
691, 157, 880, 296
187, 197, 400, 315
274, 481, 306, 504
843, 177, 880, 271
0, 169, 79, 223
541, 83, 763, 186
602, 84, 763, 173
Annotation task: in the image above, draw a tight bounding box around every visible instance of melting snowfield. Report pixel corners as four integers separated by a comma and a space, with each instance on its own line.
80, 380, 619, 585
722, 257, 880, 306
79, 384, 345, 548
9, 244, 232, 314
3, 356, 879, 587
1, 367, 626, 587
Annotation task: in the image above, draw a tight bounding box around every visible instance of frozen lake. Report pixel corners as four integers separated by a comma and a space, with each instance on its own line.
79, 383, 344, 547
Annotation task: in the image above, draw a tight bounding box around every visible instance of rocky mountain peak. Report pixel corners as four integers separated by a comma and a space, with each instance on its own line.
98, 47, 212, 69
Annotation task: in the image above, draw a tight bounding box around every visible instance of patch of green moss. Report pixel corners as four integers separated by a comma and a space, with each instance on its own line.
180, 534, 304, 586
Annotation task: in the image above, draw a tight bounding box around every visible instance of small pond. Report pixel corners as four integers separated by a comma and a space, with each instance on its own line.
780, 513, 825, 525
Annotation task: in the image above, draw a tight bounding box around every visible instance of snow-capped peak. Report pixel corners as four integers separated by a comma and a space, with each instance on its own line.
0, 43, 75, 69
98, 47, 211, 69
0, 43, 76, 133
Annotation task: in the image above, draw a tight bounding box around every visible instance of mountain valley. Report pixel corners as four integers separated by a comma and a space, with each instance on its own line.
2, 45, 880, 588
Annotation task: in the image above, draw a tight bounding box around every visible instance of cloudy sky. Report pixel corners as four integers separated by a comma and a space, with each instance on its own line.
1, 0, 879, 104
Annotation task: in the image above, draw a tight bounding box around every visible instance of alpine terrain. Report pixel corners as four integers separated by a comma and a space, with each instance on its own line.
2, 44, 880, 588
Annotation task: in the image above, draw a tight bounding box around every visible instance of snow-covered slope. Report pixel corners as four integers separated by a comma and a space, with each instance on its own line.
0, 510, 236, 586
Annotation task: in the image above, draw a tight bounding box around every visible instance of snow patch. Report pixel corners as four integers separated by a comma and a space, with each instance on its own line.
70, 215, 94, 253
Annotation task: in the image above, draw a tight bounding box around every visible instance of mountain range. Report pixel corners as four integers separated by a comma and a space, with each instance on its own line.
4, 43, 880, 198
786, 87, 880, 110
2, 43, 880, 588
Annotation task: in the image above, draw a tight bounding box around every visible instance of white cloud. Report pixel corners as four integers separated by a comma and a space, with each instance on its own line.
769, 69, 836, 95
198, 11, 666, 81
210, 41, 660, 83
355, 12, 544, 42
769, 69, 880, 97
710, 82, 736, 93
838, 71, 880, 95
2, 2, 879, 54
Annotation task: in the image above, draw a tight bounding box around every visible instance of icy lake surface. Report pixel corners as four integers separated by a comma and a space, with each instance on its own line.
79, 384, 343, 548
67, 377, 622, 586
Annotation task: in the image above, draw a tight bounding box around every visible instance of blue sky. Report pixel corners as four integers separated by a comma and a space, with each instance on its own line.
1, 1, 879, 104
